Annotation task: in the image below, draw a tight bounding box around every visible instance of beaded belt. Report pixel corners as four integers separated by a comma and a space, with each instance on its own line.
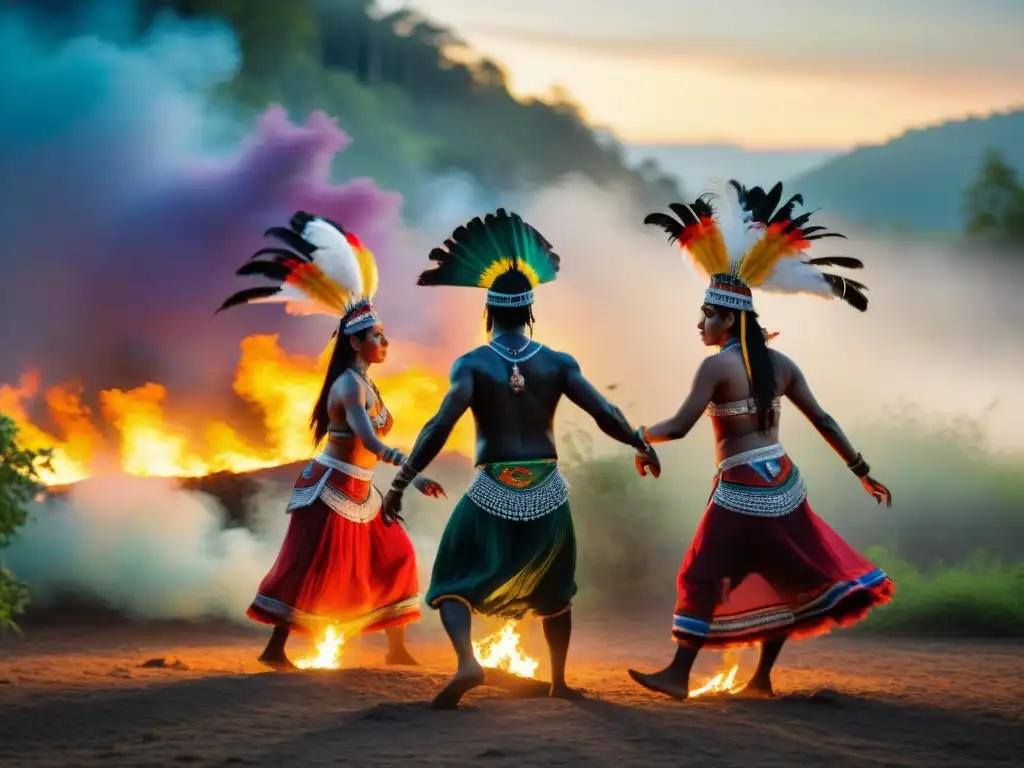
712, 444, 806, 518
287, 456, 381, 524
466, 467, 571, 521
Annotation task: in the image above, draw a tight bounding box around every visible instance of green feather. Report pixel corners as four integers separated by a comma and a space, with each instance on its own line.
417, 208, 561, 288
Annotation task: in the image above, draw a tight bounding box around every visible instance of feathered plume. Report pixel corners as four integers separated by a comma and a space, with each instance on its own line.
730, 181, 867, 311
418, 208, 560, 289
217, 212, 379, 317
643, 195, 729, 277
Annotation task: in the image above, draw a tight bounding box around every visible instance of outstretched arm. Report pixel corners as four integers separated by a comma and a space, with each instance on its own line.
639, 357, 717, 444
402, 357, 475, 476
784, 356, 891, 505
782, 358, 859, 464
563, 355, 647, 451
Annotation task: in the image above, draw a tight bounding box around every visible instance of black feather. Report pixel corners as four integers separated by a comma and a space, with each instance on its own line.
264, 226, 316, 257
822, 274, 869, 312
248, 247, 311, 264
643, 212, 685, 242
236, 260, 292, 281
215, 286, 280, 314
804, 256, 863, 269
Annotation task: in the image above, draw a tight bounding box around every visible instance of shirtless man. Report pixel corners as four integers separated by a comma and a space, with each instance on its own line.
381, 209, 660, 708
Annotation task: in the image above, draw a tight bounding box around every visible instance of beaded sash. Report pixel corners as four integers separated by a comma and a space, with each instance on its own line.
466, 462, 571, 521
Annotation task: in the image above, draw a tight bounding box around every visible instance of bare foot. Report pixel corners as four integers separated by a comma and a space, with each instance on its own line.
628, 668, 689, 701
257, 653, 296, 672
549, 683, 586, 701
732, 677, 775, 699
385, 648, 420, 666
431, 661, 486, 710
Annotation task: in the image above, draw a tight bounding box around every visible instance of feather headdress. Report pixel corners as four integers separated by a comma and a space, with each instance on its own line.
418, 208, 560, 307
644, 179, 867, 313
644, 179, 867, 378
217, 211, 382, 335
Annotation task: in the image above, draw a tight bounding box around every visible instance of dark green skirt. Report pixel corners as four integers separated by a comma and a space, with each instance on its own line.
426, 493, 577, 619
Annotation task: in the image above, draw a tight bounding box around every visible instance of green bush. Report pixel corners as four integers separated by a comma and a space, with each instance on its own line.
0, 413, 51, 632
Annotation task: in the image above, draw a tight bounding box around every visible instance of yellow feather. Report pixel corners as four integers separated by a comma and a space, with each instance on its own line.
354, 245, 379, 301
477, 258, 540, 289
290, 266, 351, 312
739, 231, 803, 287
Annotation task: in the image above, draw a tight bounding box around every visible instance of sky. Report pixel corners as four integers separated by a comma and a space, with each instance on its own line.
380, 0, 1024, 150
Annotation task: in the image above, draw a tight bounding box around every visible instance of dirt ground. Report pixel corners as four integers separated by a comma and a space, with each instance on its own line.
1, 618, 1021, 767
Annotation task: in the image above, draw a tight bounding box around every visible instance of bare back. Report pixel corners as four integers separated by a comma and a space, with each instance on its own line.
707, 347, 795, 462
399, 331, 645, 473
461, 342, 569, 465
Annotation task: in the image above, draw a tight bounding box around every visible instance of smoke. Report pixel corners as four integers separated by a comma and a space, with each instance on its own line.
0, 2, 401, 397
3, 2, 1022, 630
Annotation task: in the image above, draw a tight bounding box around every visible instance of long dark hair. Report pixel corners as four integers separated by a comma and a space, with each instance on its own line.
718, 307, 777, 434
309, 323, 369, 446
485, 270, 536, 334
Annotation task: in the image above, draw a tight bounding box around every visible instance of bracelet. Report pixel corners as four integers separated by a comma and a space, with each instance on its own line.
847, 453, 870, 478
390, 463, 419, 492
378, 447, 408, 466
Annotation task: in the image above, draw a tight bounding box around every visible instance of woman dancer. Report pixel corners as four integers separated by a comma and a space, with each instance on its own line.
629, 181, 894, 699
218, 212, 446, 669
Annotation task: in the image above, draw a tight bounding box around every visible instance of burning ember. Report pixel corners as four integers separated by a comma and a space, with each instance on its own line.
1, 334, 474, 486
690, 664, 741, 697
472, 620, 539, 679
295, 625, 345, 670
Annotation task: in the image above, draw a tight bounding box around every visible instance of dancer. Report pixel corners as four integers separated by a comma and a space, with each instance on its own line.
629, 181, 894, 699
381, 209, 661, 708
217, 212, 446, 669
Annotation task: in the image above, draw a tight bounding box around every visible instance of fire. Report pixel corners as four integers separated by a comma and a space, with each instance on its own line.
0, 334, 474, 486
690, 664, 741, 697
294, 625, 345, 670
472, 620, 539, 679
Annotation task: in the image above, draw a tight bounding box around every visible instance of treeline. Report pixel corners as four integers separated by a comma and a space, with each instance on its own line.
133, 0, 680, 216
963, 149, 1024, 246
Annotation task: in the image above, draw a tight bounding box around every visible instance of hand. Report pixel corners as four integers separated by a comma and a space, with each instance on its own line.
860, 475, 892, 507
413, 475, 447, 499
634, 443, 661, 478
381, 489, 405, 525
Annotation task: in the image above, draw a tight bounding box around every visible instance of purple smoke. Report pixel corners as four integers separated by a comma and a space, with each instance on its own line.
0, 5, 404, 403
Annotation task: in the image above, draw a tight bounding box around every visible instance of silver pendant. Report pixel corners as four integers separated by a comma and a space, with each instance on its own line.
509, 363, 526, 394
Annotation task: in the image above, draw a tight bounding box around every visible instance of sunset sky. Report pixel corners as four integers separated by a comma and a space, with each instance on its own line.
381, 0, 1024, 149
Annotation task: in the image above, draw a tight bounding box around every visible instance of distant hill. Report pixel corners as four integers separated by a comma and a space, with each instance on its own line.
623, 143, 838, 195
792, 109, 1024, 232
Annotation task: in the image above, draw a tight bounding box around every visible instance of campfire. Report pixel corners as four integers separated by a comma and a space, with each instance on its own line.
295, 625, 345, 670
472, 620, 539, 679
0, 334, 474, 486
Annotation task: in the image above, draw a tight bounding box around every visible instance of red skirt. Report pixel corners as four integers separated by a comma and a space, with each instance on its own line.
247, 458, 420, 635
673, 447, 893, 648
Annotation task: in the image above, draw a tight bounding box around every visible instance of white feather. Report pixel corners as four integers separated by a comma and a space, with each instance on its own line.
705, 178, 755, 273
246, 284, 340, 317
759, 257, 832, 297
300, 217, 364, 299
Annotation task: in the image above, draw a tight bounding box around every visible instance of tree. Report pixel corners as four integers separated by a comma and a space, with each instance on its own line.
963, 149, 1024, 245
0, 414, 50, 632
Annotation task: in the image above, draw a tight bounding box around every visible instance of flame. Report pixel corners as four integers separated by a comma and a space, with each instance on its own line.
472, 620, 539, 679
689, 649, 744, 697
689, 664, 741, 697
294, 625, 345, 670
0, 334, 473, 486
